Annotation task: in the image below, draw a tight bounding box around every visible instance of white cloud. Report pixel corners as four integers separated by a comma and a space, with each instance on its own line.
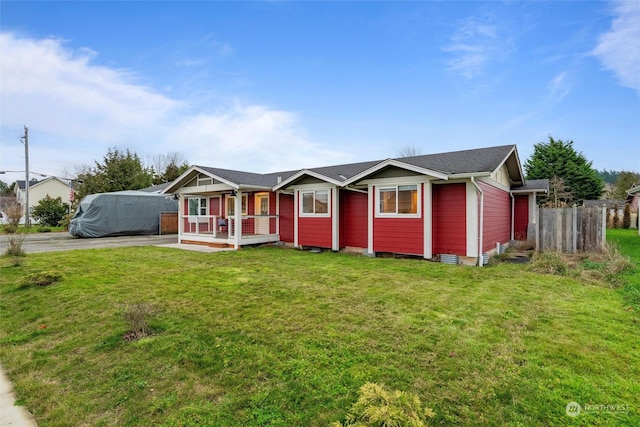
166, 104, 348, 172
549, 71, 570, 101
0, 32, 347, 178
443, 16, 506, 79
592, 0, 640, 93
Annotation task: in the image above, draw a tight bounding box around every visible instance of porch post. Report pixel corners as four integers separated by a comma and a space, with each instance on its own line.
276, 191, 280, 236
177, 194, 183, 242
294, 190, 299, 248
423, 182, 432, 259
234, 190, 242, 249
332, 187, 339, 251
367, 184, 374, 256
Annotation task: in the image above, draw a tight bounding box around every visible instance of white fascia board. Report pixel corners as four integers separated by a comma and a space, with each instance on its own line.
237, 185, 273, 192
492, 146, 524, 185
273, 169, 342, 191
176, 183, 235, 194
626, 185, 640, 195
446, 172, 492, 180
162, 166, 240, 194
343, 159, 448, 186
478, 176, 510, 192
510, 188, 548, 194
359, 175, 435, 186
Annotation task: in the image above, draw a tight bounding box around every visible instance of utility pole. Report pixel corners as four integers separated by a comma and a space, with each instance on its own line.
21, 126, 30, 227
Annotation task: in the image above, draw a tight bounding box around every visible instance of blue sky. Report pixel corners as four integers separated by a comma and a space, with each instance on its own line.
1, 1, 638, 185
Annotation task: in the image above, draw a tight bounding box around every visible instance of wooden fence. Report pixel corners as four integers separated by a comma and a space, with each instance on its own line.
160, 212, 178, 235
537, 206, 606, 253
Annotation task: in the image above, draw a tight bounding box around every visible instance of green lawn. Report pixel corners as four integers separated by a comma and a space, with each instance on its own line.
1, 239, 638, 426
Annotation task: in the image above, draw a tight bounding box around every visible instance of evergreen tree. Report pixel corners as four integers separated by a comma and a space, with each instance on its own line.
607, 171, 640, 199
623, 203, 631, 229
74, 148, 153, 202
524, 137, 603, 205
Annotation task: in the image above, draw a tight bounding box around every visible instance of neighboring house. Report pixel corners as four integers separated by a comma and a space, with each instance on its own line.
627, 185, 640, 234
163, 145, 548, 265
13, 177, 73, 218
626, 185, 640, 211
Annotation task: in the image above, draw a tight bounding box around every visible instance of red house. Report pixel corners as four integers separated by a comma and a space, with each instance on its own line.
163, 145, 548, 265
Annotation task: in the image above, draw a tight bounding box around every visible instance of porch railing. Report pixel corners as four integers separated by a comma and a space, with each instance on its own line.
182, 214, 278, 239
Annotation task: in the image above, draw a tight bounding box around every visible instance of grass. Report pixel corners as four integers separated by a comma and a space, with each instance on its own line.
607, 228, 640, 311
0, 225, 66, 234
0, 242, 639, 426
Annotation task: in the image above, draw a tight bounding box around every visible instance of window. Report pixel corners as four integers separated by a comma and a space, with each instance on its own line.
378, 185, 419, 216
300, 189, 329, 216
226, 194, 248, 216
188, 198, 208, 216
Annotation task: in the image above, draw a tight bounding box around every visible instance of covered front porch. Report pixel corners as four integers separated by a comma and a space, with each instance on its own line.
163, 166, 282, 249
180, 212, 279, 248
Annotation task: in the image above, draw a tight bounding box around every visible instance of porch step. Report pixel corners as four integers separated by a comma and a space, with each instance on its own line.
180, 239, 231, 249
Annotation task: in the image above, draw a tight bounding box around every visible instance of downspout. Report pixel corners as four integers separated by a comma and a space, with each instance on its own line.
470, 177, 484, 267
510, 192, 515, 241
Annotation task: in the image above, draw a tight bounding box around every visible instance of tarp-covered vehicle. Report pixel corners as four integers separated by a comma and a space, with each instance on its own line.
69, 191, 178, 238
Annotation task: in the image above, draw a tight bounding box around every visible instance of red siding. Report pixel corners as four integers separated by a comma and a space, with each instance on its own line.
278, 193, 294, 243
432, 183, 467, 256
298, 189, 333, 248
210, 197, 220, 216
269, 192, 277, 234
480, 182, 511, 252
299, 216, 332, 248
373, 184, 424, 256
513, 195, 529, 240
340, 190, 368, 248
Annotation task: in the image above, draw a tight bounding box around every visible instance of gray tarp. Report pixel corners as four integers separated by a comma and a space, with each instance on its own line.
69, 191, 178, 238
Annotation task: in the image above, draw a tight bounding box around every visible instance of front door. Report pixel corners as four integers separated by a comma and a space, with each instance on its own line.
255, 193, 270, 235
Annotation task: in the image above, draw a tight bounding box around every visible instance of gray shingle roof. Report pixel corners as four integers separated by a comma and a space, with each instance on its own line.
190, 144, 520, 188
511, 178, 549, 193
397, 144, 516, 174
196, 166, 299, 188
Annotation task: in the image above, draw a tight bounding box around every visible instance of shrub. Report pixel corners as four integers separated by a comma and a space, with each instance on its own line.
612, 204, 619, 229
32, 195, 68, 227
331, 382, 434, 427
528, 252, 568, 275
622, 203, 631, 229
4, 203, 23, 229
4, 231, 27, 257
19, 270, 62, 288
122, 302, 160, 341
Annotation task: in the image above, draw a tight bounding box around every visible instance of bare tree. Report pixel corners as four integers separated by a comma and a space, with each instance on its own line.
397, 145, 422, 158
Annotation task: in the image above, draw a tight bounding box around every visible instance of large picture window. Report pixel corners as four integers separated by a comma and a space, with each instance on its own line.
300, 189, 330, 216
226, 194, 248, 217
378, 184, 419, 216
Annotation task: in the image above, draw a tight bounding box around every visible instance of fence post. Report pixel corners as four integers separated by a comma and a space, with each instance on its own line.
572, 205, 577, 253
601, 205, 607, 251
536, 207, 541, 251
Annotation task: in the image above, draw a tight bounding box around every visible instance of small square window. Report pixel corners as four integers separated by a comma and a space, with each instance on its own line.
300, 189, 330, 216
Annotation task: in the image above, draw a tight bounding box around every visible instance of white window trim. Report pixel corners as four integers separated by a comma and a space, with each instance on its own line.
187, 197, 208, 216
299, 189, 331, 218
226, 194, 248, 217
375, 184, 421, 218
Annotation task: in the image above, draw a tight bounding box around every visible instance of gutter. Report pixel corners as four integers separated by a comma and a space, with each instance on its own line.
470, 177, 484, 267
344, 186, 368, 194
